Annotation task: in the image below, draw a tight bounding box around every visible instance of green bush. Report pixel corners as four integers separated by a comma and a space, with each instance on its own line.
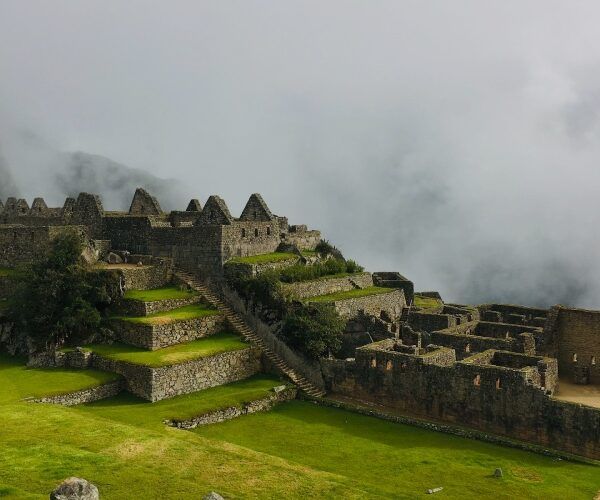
315, 239, 344, 260
280, 304, 345, 359
7, 231, 119, 352
279, 258, 363, 284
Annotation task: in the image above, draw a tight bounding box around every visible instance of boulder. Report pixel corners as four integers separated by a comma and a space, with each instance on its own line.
203, 493, 224, 500
494, 467, 503, 478
50, 477, 99, 500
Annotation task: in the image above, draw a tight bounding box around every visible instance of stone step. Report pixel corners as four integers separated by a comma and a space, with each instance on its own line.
175, 270, 326, 398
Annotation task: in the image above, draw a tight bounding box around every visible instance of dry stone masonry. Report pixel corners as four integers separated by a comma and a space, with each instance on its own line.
2, 188, 600, 461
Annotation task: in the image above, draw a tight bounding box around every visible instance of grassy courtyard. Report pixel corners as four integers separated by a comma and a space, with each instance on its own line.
414, 294, 443, 310
0, 353, 598, 498
84, 332, 248, 367
116, 303, 219, 325
306, 286, 395, 303
228, 252, 297, 265
123, 286, 199, 302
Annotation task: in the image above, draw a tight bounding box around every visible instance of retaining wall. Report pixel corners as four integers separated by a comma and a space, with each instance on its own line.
32, 380, 123, 406
112, 314, 227, 350
281, 272, 373, 299
167, 386, 297, 428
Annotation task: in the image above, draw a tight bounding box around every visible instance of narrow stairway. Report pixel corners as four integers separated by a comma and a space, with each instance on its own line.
175, 270, 326, 398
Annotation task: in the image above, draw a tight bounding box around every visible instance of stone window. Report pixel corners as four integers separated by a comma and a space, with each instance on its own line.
241, 228, 246, 238
370, 357, 377, 368
254, 228, 259, 237
267, 227, 271, 236
473, 374, 481, 387
573, 353, 578, 362
495, 378, 502, 390
386, 360, 393, 371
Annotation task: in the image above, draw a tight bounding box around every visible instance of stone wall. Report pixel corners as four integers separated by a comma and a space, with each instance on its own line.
280, 227, 321, 251
112, 314, 226, 350
224, 255, 300, 281
117, 295, 201, 317
479, 304, 548, 328
328, 289, 405, 319
117, 259, 173, 290
0, 225, 86, 267
166, 387, 297, 429
406, 311, 457, 332
281, 272, 373, 299
91, 347, 261, 401
321, 342, 600, 460
32, 380, 123, 406
554, 307, 600, 385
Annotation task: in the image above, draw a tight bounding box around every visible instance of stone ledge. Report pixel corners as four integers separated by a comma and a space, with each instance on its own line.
281, 272, 373, 300
165, 386, 297, 429
117, 295, 202, 316
31, 379, 123, 406
92, 347, 262, 402
112, 314, 226, 350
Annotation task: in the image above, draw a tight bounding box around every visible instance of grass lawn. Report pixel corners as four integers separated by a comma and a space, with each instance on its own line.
0, 354, 120, 403
123, 286, 199, 302
195, 400, 600, 499
116, 303, 218, 325
0, 354, 598, 498
84, 332, 248, 367
414, 294, 443, 310
228, 252, 297, 265
306, 286, 394, 303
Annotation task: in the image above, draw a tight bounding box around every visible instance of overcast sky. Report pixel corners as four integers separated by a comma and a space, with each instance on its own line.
1, 1, 600, 307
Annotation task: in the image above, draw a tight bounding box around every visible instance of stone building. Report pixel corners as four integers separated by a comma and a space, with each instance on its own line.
0, 189, 320, 274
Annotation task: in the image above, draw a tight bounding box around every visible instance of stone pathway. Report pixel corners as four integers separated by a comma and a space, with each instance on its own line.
175, 270, 326, 398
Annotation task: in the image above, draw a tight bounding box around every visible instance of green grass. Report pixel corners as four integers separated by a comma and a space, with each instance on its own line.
228, 252, 297, 265
195, 400, 600, 499
0, 355, 120, 403
123, 286, 199, 302
414, 294, 443, 310
0, 353, 598, 498
306, 286, 394, 303
84, 332, 248, 367
116, 303, 219, 325
300, 250, 318, 257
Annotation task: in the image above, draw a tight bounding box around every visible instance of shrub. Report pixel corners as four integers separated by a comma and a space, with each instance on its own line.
315, 239, 344, 260
7, 231, 119, 352
233, 270, 286, 313
280, 304, 345, 359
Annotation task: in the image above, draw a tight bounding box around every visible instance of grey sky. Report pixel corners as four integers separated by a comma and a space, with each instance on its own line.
1, 1, 600, 307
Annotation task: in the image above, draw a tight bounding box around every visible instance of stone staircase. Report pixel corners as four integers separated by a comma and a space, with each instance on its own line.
175, 270, 326, 398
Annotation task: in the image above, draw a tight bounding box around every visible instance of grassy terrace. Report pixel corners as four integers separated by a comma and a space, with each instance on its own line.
0, 354, 599, 498
306, 286, 394, 303
414, 294, 443, 310
123, 286, 199, 302
115, 303, 218, 325
228, 252, 297, 265
0, 354, 120, 401
84, 332, 248, 367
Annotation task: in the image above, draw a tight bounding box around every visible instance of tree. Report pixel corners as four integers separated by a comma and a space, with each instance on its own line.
280, 304, 345, 359
7, 230, 116, 352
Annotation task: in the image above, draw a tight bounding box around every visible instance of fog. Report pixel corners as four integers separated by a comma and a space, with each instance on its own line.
1, 1, 600, 308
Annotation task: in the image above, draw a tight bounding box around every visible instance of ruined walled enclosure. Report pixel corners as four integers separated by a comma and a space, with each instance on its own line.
1, 187, 600, 460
